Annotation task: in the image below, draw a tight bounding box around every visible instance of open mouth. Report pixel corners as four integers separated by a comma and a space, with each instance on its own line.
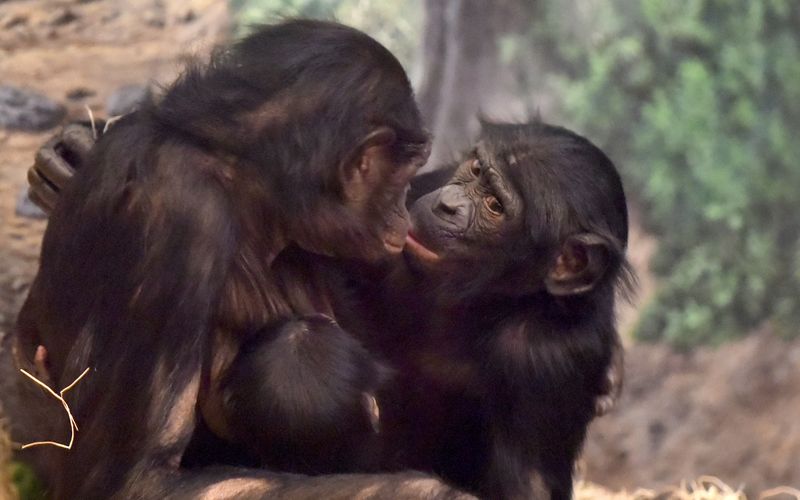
405, 230, 441, 263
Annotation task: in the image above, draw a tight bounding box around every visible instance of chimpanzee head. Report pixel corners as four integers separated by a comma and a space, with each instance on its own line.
405, 121, 630, 300
220, 315, 388, 473
155, 20, 431, 262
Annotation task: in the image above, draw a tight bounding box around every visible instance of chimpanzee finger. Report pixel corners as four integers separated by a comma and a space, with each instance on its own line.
27, 188, 55, 215
34, 140, 75, 191
594, 394, 616, 416
27, 168, 58, 214
33, 345, 52, 386
60, 123, 97, 167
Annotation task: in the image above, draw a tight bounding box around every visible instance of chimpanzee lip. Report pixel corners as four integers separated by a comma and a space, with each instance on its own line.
383, 238, 405, 254
383, 229, 408, 254
405, 230, 441, 263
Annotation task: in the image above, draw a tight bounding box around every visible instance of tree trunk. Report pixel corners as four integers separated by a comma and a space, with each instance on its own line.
416, 0, 503, 170
417, 0, 535, 169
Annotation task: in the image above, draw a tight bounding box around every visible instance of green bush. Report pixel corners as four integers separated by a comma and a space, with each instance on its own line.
521, 0, 800, 347
11, 461, 47, 500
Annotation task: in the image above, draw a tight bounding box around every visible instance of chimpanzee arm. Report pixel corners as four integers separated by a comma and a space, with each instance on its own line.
151, 467, 475, 499
482, 318, 603, 500
29, 128, 453, 214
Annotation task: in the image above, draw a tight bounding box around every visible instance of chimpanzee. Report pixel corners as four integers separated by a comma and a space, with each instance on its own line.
342, 120, 632, 500
218, 314, 390, 474
13, 20, 473, 499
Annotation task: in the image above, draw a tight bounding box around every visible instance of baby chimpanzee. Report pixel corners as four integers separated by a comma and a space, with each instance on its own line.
363, 121, 633, 500
220, 314, 389, 473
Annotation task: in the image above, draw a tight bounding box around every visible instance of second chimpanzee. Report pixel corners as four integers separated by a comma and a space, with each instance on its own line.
346, 121, 633, 500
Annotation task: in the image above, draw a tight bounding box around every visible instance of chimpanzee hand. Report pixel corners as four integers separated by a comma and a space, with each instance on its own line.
27, 121, 99, 213
595, 346, 623, 416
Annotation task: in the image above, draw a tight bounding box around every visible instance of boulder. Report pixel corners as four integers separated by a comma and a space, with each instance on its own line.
0, 85, 65, 131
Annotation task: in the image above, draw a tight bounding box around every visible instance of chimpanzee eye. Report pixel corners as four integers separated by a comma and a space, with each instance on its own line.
470, 159, 482, 177
485, 195, 503, 215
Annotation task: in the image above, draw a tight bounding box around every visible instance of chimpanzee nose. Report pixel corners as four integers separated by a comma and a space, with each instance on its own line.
433, 185, 473, 227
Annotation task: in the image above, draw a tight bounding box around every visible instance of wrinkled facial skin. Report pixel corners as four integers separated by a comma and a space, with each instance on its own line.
344, 137, 430, 263
405, 144, 524, 273
364, 160, 423, 256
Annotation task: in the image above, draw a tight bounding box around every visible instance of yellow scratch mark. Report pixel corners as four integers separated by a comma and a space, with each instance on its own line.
19, 367, 91, 450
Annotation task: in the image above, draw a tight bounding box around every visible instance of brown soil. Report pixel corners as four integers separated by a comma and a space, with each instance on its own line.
582, 327, 800, 494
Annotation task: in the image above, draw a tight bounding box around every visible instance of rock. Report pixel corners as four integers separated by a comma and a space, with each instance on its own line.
106, 84, 150, 116
0, 85, 66, 131
179, 9, 197, 23
144, 9, 166, 29
66, 87, 96, 101
15, 188, 47, 220
3, 14, 28, 29
48, 8, 78, 27
10, 277, 29, 293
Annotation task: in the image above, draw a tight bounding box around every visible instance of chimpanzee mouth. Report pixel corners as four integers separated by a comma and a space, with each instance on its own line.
405, 230, 441, 263
383, 237, 405, 254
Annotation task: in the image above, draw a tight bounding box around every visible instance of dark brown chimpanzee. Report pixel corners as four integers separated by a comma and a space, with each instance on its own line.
12, 20, 486, 500
217, 314, 390, 474
334, 120, 633, 500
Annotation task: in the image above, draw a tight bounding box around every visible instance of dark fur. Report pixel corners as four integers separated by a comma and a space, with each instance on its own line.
13, 20, 454, 499
221, 314, 388, 473
342, 122, 633, 500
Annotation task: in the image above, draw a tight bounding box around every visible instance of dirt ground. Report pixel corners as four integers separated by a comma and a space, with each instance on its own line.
582, 327, 800, 495
0, 0, 229, 330
0, 0, 798, 497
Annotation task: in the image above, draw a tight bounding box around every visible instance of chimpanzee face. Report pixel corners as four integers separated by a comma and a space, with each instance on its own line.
404, 143, 526, 272
340, 128, 430, 261
403, 122, 624, 299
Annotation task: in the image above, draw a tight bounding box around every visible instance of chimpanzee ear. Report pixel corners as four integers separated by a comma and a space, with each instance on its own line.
340, 127, 396, 200
345, 127, 396, 172
544, 233, 611, 296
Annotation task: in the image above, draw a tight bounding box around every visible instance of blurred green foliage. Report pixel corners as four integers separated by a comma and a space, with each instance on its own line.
11, 461, 47, 500
520, 0, 800, 347
229, 0, 421, 70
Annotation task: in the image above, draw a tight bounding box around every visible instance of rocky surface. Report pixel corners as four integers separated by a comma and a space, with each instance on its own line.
0, 85, 65, 131
106, 83, 151, 116
14, 188, 46, 220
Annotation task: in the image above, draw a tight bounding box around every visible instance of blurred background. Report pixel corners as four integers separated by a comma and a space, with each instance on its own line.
0, 0, 798, 498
